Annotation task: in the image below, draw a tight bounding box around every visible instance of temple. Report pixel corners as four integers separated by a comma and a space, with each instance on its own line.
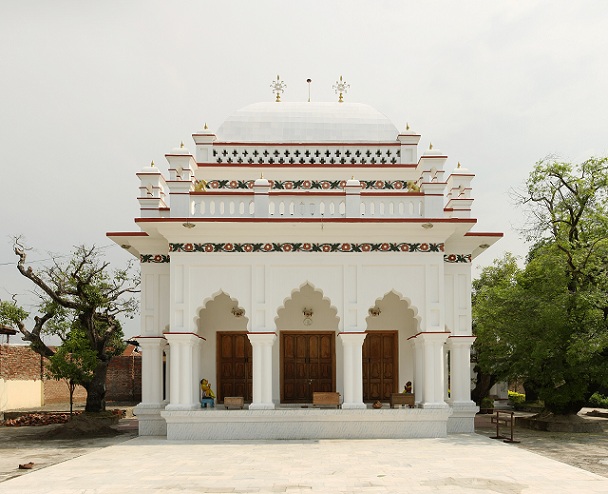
108, 77, 501, 440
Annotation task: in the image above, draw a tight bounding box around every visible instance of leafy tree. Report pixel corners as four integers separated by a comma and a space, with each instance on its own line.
0, 241, 139, 412
46, 324, 100, 415
471, 253, 521, 404
473, 157, 608, 415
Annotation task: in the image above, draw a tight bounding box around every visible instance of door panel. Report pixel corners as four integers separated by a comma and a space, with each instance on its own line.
281, 332, 335, 403
363, 331, 398, 402
216, 332, 252, 403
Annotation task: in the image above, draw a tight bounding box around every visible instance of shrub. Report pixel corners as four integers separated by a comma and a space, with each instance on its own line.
588, 393, 608, 409
508, 390, 526, 406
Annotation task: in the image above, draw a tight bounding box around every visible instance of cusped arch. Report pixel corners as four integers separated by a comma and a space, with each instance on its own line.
365, 290, 420, 335
275, 282, 340, 331
194, 290, 249, 336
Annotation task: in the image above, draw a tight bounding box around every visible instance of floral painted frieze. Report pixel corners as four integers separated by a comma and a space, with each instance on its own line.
140, 254, 170, 263
170, 242, 444, 253
443, 254, 472, 263
205, 179, 416, 191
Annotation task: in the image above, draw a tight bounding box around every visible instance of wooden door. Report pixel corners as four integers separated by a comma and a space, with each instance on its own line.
362, 331, 397, 402
216, 332, 252, 403
281, 331, 335, 403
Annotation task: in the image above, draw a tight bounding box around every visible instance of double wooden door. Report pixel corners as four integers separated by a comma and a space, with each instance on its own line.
281, 331, 335, 403
362, 331, 398, 402
216, 332, 252, 403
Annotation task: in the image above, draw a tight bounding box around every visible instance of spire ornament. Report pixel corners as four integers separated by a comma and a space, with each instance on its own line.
270, 75, 286, 102
333, 75, 350, 103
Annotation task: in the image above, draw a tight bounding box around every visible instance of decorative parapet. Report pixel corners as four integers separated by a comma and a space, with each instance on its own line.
443, 254, 472, 263
208, 145, 402, 165
169, 242, 444, 254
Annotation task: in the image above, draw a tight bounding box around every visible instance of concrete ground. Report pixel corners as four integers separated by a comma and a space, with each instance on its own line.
1, 406, 607, 493
2, 434, 608, 493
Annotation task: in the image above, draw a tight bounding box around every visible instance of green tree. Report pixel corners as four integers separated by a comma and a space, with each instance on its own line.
46, 325, 98, 415
473, 157, 608, 415
471, 253, 522, 404
0, 241, 139, 412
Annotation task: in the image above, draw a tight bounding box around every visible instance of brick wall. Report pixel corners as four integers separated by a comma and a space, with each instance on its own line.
0, 345, 44, 380
0, 344, 141, 405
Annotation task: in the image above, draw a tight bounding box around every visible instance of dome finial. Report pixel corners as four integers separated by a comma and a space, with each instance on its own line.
204, 122, 208, 130
333, 75, 350, 103
270, 75, 286, 103
260, 172, 264, 179
429, 142, 433, 150
150, 160, 155, 167
406, 123, 410, 131
180, 141, 184, 148
457, 161, 461, 169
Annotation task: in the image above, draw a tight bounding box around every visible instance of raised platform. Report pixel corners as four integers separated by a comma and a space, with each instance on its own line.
160, 407, 453, 440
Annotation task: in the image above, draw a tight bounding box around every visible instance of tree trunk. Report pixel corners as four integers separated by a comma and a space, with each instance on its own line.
84, 360, 109, 412
471, 366, 497, 405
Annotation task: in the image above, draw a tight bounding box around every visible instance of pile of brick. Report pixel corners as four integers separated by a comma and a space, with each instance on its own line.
1, 412, 81, 427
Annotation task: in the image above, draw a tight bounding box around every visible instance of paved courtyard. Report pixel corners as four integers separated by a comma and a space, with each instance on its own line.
2, 433, 608, 494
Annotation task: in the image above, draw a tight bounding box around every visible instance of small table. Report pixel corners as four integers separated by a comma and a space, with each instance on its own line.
223, 396, 245, 409
390, 393, 415, 408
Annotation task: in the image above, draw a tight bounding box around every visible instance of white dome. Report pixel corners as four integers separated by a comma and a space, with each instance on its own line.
216, 102, 399, 143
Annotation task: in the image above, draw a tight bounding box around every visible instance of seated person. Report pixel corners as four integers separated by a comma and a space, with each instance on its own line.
200, 378, 216, 407
403, 381, 413, 394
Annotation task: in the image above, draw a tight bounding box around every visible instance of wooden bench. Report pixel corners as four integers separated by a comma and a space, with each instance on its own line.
390, 393, 415, 408
312, 392, 341, 408
223, 396, 245, 409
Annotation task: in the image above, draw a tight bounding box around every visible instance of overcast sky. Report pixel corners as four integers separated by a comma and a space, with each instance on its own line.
1, 1, 607, 341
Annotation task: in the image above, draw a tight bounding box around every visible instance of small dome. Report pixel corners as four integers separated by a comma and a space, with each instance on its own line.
216, 102, 399, 143
140, 161, 160, 174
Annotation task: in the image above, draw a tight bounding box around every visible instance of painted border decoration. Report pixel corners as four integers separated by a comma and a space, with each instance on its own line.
140, 254, 170, 263
170, 242, 444, 253
205, 179, 414, 191
444, 254, 472, 263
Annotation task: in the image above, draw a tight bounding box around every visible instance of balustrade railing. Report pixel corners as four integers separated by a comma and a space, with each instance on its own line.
189, 193, 425, 219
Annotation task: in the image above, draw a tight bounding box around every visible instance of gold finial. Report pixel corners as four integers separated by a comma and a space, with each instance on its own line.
457, 161, 461, 169
270, 75, 286, 102
351, 175, 355, 180
333, 75, 350, 103
429, 143, 433, 150
406, 123, 410, 131
180, 141, 184, 148
150, 160, 155, 167
204, 122, 208, 130
260, 172, 264, 179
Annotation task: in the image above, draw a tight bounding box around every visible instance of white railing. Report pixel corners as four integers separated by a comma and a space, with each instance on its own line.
188, 193, 425, 219
191, 195, 255, 217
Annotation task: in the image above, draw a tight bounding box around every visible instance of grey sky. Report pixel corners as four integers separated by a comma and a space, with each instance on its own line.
2, 1, 607, 340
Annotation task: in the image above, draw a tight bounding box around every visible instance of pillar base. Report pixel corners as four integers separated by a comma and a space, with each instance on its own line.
448, 402, 479, 433
341, 403, 367, 410
249, 403, 275, 410
133, 403, 167, 436
420, 401, 450, 409
164, 403, 200, 411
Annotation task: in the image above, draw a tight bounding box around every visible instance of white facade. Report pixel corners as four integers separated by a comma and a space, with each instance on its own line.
109, 99, 501, 440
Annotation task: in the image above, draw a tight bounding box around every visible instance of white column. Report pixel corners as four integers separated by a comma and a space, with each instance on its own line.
163, 345, 170, 404
248, 332, 276, 409
135, 336, 166, 407
338, 332, 367, 409
417, 332, 449, 409
164, 333, 204, 410
447, 336, 476, 404
412, 337, 424, 404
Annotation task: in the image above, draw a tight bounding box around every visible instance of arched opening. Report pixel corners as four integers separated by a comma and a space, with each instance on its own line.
275, 283, 339, 403
364, 291, 418, 402
195, 292, 250, 403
